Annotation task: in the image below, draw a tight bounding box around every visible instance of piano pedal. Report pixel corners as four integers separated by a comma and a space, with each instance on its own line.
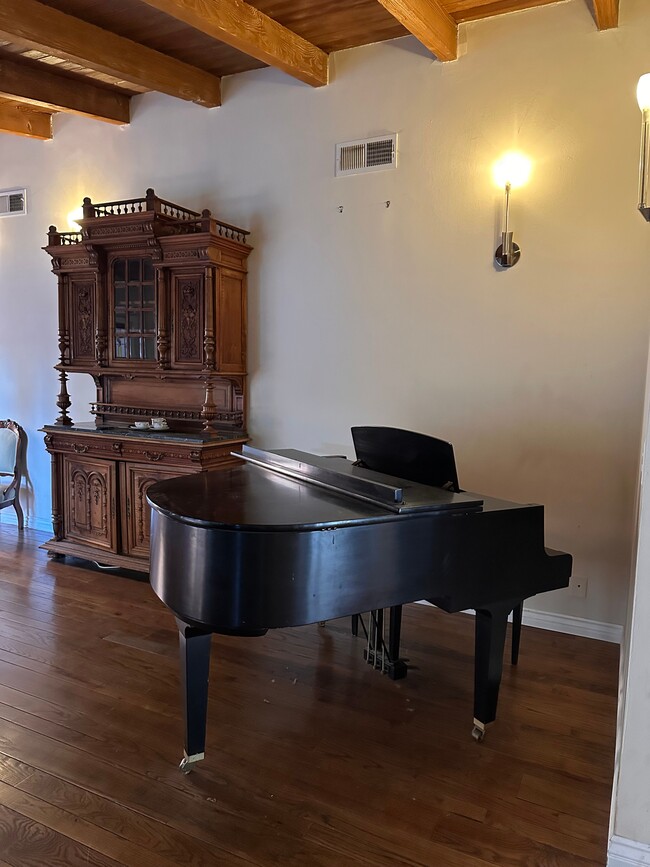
179, 751, 204, 774
363, 648, 409, 680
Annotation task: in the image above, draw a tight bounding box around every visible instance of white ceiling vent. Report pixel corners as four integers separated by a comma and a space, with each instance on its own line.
0, 188, 27, 217
335, 134, 397, 177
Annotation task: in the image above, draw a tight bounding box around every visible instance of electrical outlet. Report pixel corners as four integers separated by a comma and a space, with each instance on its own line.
568, 577, 588, 598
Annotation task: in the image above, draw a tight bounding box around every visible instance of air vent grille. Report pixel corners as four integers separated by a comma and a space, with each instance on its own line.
336, 134, 397, 177
0, 189, 27, 217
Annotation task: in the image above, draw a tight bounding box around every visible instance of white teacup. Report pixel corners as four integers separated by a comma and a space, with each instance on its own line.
151, 417, 168, 429
134, 421, 149, 429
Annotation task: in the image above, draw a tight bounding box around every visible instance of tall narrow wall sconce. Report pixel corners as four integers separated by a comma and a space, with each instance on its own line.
638, 74, 650, 221
493, 151, 531, 268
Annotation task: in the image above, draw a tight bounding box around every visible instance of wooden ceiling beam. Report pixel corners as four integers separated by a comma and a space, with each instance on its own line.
591, 0, 619, 30
0, 0, 221, 107
138, 0, 328, 87
0, 98, 52, 139
0, 56, 130, 125
375, 0, 457, 61
445, 0, 573, 23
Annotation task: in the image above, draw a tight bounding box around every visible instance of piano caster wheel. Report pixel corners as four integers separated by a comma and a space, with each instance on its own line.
179, 752, 204, 774
472, 720, 486, 742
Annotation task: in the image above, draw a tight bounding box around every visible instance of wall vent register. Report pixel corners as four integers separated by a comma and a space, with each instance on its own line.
336, 134, 397, 177
0, 189, 27, 217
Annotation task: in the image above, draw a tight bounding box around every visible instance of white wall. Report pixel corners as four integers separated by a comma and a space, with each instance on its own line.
609, 345, 650, 859
0, 0, 648, 628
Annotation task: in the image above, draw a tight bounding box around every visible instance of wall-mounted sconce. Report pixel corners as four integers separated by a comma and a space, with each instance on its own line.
638, 74, 650, 221
493, 151, 531, 268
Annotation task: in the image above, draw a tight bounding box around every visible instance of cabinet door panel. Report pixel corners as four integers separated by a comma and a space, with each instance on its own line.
63, 456, 117, 552
217, 269, 245, 372
69, 278, 97, 365
171, 272, 204, 368
123, 464, 191, 558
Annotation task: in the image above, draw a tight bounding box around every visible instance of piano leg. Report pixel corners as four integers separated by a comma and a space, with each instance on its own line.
472, 601, 518, 742
176, 618, 212, 773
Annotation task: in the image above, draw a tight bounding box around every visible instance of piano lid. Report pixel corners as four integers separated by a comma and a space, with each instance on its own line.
236, 447, 483, 514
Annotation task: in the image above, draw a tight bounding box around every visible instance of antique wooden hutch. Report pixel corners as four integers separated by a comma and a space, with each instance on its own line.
42, 189, 252, 571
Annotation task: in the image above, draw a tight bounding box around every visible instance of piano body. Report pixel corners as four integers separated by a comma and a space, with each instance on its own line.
147, 446, 571, 772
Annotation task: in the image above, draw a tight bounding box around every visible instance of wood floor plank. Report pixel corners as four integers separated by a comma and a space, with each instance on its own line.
0, 526, 617, 866
0, 803, 123, 867
14, 766, 249, 867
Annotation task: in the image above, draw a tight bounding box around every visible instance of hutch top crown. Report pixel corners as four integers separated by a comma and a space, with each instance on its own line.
42, 188, 252, 571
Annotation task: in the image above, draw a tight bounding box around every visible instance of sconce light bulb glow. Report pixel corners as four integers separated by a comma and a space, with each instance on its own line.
492, 152, 532, 190
67, 207, 84, 230
637, 74, 650, 111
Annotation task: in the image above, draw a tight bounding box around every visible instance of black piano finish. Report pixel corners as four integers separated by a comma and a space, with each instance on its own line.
147, 455, 571, 771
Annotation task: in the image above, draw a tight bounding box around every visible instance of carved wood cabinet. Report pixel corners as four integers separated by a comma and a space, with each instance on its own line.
42, 189, 252, 571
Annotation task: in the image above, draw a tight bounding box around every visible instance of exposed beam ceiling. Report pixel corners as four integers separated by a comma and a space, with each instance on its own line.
0, 0, 222, 107
0, 0, 625, 141
0, 56, 130, 125
591, 0, 619, 29
138, 0, 329, 87
0, 98, 52, 139
376, 0, 458, 60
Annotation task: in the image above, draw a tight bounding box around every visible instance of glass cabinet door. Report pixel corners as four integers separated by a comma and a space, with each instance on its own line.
113, 257, 156, 361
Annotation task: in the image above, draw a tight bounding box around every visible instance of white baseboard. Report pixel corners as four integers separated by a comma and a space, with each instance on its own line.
417, 600, 623, 644
608, 835, 650, 866
521, 608, 623, 645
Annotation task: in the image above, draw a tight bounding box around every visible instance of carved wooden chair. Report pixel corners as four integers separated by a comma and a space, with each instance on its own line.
0, 420, 25, 530
350, 425, 522, 671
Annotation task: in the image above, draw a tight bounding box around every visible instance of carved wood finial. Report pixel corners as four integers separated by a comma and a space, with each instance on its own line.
201, 379, 218, 432
56, 369, 73, 426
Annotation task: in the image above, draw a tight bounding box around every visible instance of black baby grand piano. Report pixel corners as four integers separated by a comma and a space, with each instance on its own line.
147, 445, 571, 772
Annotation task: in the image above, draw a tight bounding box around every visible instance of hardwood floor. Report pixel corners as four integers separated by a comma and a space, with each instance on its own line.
0, 526, 618, 866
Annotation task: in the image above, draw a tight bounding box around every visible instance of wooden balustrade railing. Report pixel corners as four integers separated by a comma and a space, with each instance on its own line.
48, 190, 249, 246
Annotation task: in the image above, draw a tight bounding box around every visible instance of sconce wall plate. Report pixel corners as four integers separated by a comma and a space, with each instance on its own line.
495, 234, 521, 268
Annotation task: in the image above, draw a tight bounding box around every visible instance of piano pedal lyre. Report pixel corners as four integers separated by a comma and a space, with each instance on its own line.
361, 608, 409, 680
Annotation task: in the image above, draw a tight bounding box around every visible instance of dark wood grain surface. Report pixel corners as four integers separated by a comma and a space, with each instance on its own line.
0, 525, 617, 866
